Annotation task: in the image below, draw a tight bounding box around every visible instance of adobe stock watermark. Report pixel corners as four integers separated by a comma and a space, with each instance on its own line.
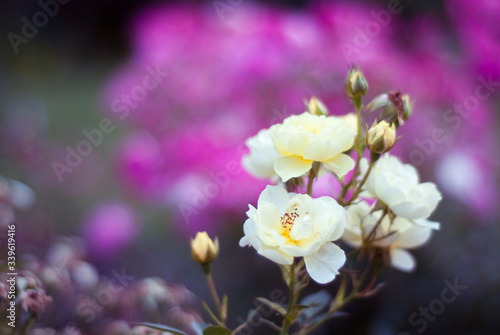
399, 277, 467, 334
213, 0, 243, 22
76, 268, 135, 323
7, 0, 71, 54
340, 0, 410, 63
178, 106, 289, 225
51, 65, 168, 182
407, 75, 500, 166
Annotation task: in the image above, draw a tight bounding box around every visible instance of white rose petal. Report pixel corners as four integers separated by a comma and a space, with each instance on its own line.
269, 112, 356, 182
390, 249, 416, 272
274, 156, 313, 182
360, 155, 442, 221
304, 243, 346, 284
242, 129, 282, 179
240, 185, 347, 284
323, 154, 356, 179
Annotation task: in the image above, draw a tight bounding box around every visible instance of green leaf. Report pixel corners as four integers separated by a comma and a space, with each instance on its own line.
255, 297, 286, 316
203, 326, 231, 335
131, 322, 188, 335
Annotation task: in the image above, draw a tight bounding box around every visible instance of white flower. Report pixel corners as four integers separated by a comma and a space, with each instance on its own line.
239, 185, 346, 284
360, 155, 442, 223
268, 112, 356, 182
242, 129, 281, 179
342, 201, 437, 272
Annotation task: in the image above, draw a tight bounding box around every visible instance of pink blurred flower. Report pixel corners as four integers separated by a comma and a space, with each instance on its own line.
82, 202, 140, 258
446, 0, 500, 77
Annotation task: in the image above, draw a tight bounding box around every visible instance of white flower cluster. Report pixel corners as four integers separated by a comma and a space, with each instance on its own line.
240, 95, 442, 284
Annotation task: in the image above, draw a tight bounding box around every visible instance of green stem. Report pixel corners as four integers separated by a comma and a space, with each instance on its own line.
339, 154, 360, 204
206, 272, 225, 325
340, 99, 364, 205
307, 175, 314, 196
363, 208, 388, 245
355, 99, 363, 142
344, 160, 374, 206
306, 171, 314, 197
307, 162, 320, 197
280, 261, 298, 335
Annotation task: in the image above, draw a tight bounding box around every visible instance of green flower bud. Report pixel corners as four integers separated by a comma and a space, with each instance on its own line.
366, 120, 396, 154
345, 66, 368, 99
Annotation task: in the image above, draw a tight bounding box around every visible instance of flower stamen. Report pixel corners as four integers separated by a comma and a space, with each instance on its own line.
281, 207, 299, 238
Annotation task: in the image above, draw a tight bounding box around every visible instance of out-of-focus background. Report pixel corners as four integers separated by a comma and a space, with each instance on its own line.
0, 0, 499, 334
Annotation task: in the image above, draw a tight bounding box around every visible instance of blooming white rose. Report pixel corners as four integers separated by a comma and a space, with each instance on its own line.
239, 185, 346, 284
342, 201, 438, 272
360, 155, 442, 222
268, 112, 356, 182
242, 129, 281, 179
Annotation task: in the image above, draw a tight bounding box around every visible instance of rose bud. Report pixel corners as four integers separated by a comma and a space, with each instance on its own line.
366, 120, 396, 154
345, 66, 368, 99
191, 232, 219, 266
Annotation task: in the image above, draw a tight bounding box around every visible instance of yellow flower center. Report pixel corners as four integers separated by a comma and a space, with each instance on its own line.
280, 206, 299, 238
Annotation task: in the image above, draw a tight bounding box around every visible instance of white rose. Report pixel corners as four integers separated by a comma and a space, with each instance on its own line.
239, 185, 347, 284
360, 155, 442, 222
242, 129, 281, 179
342, 201, 438, 272
268, 112, 356, 182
